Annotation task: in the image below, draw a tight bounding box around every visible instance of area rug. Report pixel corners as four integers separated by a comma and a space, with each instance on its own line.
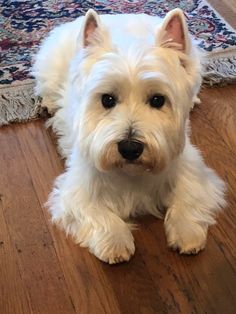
1, 0, 236, 126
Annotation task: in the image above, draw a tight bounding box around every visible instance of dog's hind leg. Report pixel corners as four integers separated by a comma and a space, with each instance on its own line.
32, 21, 80, 113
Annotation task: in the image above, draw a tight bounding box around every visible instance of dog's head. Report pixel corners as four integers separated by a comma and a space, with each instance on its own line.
70, 9, 201, 175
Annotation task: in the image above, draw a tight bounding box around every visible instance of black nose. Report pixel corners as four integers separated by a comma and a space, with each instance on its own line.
118, 140, 144, 161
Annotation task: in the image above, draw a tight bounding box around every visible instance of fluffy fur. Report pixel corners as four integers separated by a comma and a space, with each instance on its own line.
33, 9, 226, 264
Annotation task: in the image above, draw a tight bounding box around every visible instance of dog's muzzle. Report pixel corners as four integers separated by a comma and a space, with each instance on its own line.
118, 140, 144, 161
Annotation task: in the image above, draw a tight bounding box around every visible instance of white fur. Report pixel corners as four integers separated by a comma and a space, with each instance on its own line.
33, 9, 225, 264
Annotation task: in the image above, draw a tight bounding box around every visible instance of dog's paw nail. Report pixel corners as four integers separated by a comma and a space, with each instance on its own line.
96, 239, 135, 264
179, 245, 205, 255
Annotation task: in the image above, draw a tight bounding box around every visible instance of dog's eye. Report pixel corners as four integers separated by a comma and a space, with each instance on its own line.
101, 94, 117, 109
149, 95, 165, 109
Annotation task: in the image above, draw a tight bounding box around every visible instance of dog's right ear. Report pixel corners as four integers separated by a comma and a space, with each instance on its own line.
81, 9, 101, 47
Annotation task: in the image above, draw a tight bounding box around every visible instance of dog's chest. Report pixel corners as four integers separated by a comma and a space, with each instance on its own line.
104, 175, 163, 219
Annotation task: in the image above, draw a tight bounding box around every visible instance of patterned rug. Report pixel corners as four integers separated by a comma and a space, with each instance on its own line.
1, 0, 236, 126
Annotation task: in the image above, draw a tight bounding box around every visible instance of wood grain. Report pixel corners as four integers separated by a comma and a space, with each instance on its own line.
0, 198, 31, 314
0, 128, 76, 314
207, 0, 236, 29
1, 1, 236, 312
0, 83, 236, 313
16, 123, 121, 314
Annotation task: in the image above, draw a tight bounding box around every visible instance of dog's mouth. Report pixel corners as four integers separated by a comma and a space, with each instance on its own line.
118, 160, 154, 176
115, 138, 154, 175
99, 141, 160, 175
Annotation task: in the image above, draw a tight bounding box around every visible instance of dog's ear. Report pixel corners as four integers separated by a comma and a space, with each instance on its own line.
156, 8, 191, 54
81, 9, 101, 47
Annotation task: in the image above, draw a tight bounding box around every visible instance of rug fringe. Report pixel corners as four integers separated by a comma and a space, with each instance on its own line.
0, 83, 41, 126
202, 55, 236, 86
1, 56, 236, 126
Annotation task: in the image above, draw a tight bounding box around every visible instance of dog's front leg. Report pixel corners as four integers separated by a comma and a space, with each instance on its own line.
164, 202, 209, 254
76, 206, 135, 264
48, 173, 135, 264
164, 145, 225, 254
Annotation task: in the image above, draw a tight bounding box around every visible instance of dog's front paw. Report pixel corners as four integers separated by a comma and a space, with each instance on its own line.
165, 218, 207, 254
91, 231, 135, 264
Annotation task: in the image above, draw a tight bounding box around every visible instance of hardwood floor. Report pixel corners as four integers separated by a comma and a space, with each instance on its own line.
208, 0, 236, 29
0, 84, 236, 313
1, 0, 236, 310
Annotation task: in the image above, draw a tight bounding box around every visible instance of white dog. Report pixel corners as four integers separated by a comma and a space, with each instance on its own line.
33, 9, 226, 264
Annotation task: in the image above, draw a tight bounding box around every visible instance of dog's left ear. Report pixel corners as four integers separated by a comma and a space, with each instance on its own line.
156, 8, 191, 54
81, 9, 101, 47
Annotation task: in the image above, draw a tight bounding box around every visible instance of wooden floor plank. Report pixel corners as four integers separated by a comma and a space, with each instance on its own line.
208, 0, 236, 28
0, 199, 31, 314
191, 88, 236, 266
134, 218, 203, 314
15, 122, 121, 314
135, 214, 236, 314
100, 250, 168, 313
0, 128, 76, 314
198, 86, 236, 151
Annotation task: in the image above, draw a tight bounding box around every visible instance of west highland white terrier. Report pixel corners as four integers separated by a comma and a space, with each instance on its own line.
33, 8, 226, 264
